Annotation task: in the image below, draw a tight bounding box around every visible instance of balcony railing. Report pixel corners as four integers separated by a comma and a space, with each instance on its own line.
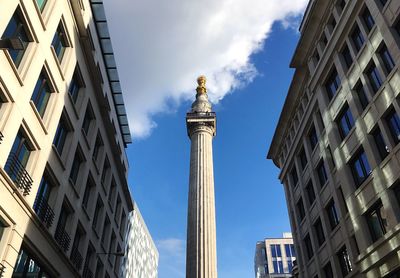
82, 265, 94, 278
70, 248, 83, 271
33, 196, 55, 229
0, 131, 3, 144
54, 225, 71, 252
4, 152, 33, 195
0, 263, 5, 277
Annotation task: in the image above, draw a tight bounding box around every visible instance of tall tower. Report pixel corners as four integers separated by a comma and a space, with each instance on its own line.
186, 76, 218, 278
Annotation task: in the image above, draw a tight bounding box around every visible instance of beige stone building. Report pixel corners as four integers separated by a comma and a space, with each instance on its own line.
0, 0, 133, 277
254, 233, 296, 278
268, 0, 400, 277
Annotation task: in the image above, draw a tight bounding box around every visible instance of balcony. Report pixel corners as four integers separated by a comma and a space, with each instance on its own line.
4, 152, 33, 195
54, 225, 71, 252
0, 263, 4, 277
70, 248, 83, 271
33, 196, 55, 229
82, 265, 94, 278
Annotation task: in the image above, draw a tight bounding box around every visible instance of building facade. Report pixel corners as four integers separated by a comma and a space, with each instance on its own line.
0, 0, 133, 277
254, 233, 296, 278
120, 202, 158, 278
268, 0, 400, 277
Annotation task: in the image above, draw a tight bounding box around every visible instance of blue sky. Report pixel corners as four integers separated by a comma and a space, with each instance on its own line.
123, 22, 302, 278
104, 0, 308, 276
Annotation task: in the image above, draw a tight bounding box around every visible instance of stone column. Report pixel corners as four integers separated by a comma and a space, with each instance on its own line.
186, 76, 217, 278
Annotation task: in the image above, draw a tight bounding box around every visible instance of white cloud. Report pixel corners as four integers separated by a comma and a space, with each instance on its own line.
156, 238, 186, 278
104, 0, 308, 138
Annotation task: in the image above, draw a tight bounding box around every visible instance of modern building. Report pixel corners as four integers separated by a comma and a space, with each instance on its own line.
0, 0, 134, 277
120, 202, 159, 278
268, 0, 400, 277
185, 76, 218, 278
254, 233, 296, 278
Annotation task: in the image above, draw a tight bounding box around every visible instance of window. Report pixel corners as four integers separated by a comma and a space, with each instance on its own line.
290, 167, 298, 187
53, 117, 69, 155
323, 262, 334, 278
68, 67, 83, 103
108, 232, 116, 264
83, 244, 95, 277
94, 259, 104, 278
93, 132, 103, 162
13, 248, 51, 277
326, 199, 340, 230
325, 69, 341, 100
351, 25, 365, 52
314, 218, 326, 246
338, 0, 346, 11
101, 157, 110, 185
108, 178, 116, 205
355, 81, 369, 110
285, 244, 295, 258
349, 148, 371, 187
303, 234, 313, 260
36, 0, 47, 11
82, 104, 94, 135
1, 8, 33, 67
337, 245, 353, 276
336, 104, 354, 139
71, 226, 84, 270
69, 148, 84, 186
351, 235, 360, 255
0, 219, 7, 242
33, 173, 54, 228
341, 44, 353, 68
52, 23, 69, 62
395, 19, 400, 37
328, 16, 337, 31
114, 245, 122, 274
306, 181, 316, 206
120, 211, 126, 236
82, 175, 95, 210
114, 196, 122, 223
31, 70, 53, 117
317, 160, 328, 187
313, 49, 320, 64
362, 8, 375, 32
299, 148, 308, 170
270, 244, 282, 257
55, 203, 71, 252
92, 196, 103, 230
372, 128, 389, 160
393, 183, 400, 206
338, 186, 348, 213
379, 0, 388, 7
366, 62, 383, 93
101, 216, 111, 247
272, 261, 284, 274
366, 201, 388, 242
308, 126, 318, 150
378, 44, 395, 74
297, 198, 305, 222
386, 109, 400, 144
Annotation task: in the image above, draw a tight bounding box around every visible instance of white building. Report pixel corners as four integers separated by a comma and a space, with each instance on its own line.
121, 202, 159, 278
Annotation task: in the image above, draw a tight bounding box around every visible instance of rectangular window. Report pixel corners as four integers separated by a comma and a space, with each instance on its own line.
366, 201, 388, 242
362, 7, 375, 32
270, 244, 282, 257
70, 226, 84, 270
306, 180, 316, 206
82, 175, 95, 210
372, 128, 389, 160
93, 132, 103, 162
92, 197, 103, 230
378, 44, 395, 74
337, 103, 355, 139
13, 248, 51, 277
272, 260, 284, 274
1, 8, 33, 67
366, 62, 383, 93
101, 216, 110, 246
114, 196, 122, 223
53, 117, 69, 155
338, 186, 348, 213
101, 157, 110, 185
304, 234, 313, 260
285, 244, 295, 257
69, 149, 83, 186
108, 178, 116, 205
82, 104, 94, 135
108, 232, 116, 264
386, 109, 400, 144
120, 210, 126, 236
337, 245, 353, 276
31, 70, 53, 117
325, 69, 341, 100
341, 44, 353, 68
351, 25, 365, 52
290, 167, 298, 187
33, 173, 54, 228
317, 160, 328, 187
94, 259, 104, 278
323, 262, 334, 278
355, 81, 369, 110
349, 148, 371, 187
52, 23, 69, 62
297, 198, 305, 222
326, 199, 340, 230
314, 218, 326, 246
308, 126, 318, 150
55, 203, 71, 252
299, 148, 307, 170
68, 68, 83, 103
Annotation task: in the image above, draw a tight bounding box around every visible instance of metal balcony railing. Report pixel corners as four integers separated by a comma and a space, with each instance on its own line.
82, 265, 94, 278
54, 225, 71, 252
33, 196, 55, 229
70, 248, 83, 271
0, 131, 3, 144
0, 263, 5, 277
4, 152, 33, 195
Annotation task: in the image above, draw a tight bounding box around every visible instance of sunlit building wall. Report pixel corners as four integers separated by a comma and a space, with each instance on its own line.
120, 202, 159, 278
0, 0, 133, 277
268, 0, 400, 277
254, 233, 296, 278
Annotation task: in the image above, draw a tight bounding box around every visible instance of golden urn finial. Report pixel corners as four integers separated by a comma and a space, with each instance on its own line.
196, 75, 207, 94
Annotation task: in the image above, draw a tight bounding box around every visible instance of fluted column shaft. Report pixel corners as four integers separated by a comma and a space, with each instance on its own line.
186, 124, 217, 278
